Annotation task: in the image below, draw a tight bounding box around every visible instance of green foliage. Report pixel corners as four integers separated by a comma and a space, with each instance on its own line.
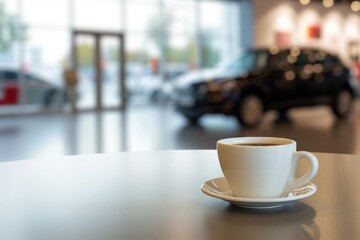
126, 50, 149, 64
200, 32, 220, 68
68, 11, 220, 69
145, 12, 219, 68
76, 43, 94, 67
0, 2, 26, 52
147, 11, 173, 58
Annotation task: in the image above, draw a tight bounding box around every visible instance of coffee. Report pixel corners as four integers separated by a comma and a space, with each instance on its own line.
234, 143, 282, 146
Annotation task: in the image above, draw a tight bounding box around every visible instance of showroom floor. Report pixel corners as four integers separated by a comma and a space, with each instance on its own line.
1, 102, 360, 162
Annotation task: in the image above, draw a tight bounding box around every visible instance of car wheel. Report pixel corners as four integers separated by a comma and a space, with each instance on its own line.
332, 88, 353, 119
237, 93, 264, 128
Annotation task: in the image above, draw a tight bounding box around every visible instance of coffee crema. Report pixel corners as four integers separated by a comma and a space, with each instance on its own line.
234, 142, 283, 146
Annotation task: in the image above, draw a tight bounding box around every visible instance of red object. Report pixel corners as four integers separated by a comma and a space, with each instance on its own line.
355, 64, 360, 81
307, 25, 321, 39
0, 84, 19, 105
100, 60, 107, 70
275, 31, 291, 48
150, 58, 159, 75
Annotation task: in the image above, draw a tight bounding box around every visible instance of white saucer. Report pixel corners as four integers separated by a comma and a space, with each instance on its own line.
201, 177, 317, 209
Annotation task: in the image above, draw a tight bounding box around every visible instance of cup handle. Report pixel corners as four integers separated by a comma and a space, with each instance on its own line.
285, 151, 319, 194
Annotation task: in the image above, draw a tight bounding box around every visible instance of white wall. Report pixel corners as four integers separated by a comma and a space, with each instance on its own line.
253, 0, 360, 66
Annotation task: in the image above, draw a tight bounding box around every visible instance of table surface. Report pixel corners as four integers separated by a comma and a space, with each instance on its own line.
0, 150, 359, 240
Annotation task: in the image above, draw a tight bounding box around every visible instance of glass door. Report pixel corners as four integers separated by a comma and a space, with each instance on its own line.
72, 31, 125, 111
73, 34, 97, 110
100, 36, 123, 108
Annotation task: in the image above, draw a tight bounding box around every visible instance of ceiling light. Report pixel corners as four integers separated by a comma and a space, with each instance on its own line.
269, 45, 279, 55
323, 0, 334, 8
351, 1, 360, 11
291, 47, 300, 57
300, 0, 311, 5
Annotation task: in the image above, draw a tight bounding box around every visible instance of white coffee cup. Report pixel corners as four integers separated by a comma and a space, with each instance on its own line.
217, 137, 319, 198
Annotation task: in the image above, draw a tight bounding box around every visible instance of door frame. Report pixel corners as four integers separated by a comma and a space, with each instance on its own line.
71, 30, 126, 112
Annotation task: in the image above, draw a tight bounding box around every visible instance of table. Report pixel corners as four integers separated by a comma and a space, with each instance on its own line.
0, 150, 359, 240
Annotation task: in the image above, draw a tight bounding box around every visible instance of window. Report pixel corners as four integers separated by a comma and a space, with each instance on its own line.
199, 1, 241, 67
74, 0, 122, 31
23, 0, 69, 27
0, 0, 243, 110
24, 29, 70, 86
4, 71, 19, 80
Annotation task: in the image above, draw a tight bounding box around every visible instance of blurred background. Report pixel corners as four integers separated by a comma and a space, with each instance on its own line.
0, 0, 360, 161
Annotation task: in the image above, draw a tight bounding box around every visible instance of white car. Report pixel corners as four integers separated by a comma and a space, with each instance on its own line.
0, 69, 66, 107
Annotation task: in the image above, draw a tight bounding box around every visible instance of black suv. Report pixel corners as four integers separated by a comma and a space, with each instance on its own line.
174, 47, 357, 127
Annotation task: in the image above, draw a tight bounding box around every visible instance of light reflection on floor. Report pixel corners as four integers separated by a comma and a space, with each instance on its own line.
0, 102, 360, 162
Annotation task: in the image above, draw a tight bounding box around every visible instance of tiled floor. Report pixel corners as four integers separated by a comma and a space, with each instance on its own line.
1, 102, 360, 162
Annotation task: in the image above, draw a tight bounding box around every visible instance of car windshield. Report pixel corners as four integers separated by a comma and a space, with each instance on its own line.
216, 50, 269, 71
